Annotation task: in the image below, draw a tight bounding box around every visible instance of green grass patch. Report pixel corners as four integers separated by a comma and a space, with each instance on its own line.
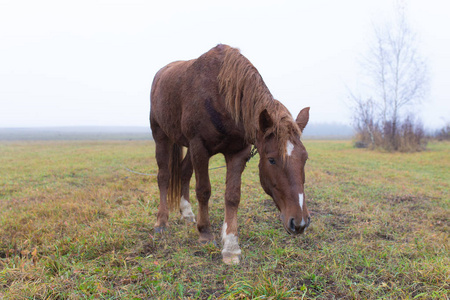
0, 140, 448, 299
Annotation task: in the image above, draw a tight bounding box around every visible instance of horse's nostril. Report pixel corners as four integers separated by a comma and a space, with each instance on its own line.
289, 218, 296, 232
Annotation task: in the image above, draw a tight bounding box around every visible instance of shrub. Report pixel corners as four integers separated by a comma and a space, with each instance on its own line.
354, 116, 426, 152
433, 123, 450, 141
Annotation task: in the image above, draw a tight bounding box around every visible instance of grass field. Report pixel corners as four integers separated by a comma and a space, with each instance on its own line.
0, 140, 448, 299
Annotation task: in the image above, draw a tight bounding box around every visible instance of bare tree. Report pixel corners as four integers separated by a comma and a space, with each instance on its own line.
351, 2, 429, 151
349, 92, 376, 148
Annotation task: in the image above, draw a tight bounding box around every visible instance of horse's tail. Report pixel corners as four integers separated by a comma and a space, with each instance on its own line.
168, 142, 183, 212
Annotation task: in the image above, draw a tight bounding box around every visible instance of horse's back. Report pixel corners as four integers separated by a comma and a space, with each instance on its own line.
150, 59, 193, 111
151, 45, 229, 111
150, 59, 193, 141
150, 46, 228, 145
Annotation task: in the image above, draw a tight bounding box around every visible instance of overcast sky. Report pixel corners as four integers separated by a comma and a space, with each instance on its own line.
1, 0, 449, 129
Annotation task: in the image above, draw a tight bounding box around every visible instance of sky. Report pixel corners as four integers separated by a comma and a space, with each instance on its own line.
1, 0, 449, 130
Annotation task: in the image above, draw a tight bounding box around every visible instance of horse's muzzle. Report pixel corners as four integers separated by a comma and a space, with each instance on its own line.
288, 216, 311, 235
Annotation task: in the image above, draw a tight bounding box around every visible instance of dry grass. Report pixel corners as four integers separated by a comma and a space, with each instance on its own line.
0, 140, 448, 299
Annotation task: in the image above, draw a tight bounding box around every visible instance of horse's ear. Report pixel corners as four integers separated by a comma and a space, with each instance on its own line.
259, 109, 273, 134
296, 107, 310, 132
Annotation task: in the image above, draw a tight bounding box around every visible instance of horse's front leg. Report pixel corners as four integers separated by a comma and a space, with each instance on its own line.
222, 147, 251, 265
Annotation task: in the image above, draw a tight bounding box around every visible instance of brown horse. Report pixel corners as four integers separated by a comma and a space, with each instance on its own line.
150, 44, 310, 265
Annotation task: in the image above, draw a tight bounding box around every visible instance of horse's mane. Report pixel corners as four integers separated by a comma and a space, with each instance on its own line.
217, 45, 301, 158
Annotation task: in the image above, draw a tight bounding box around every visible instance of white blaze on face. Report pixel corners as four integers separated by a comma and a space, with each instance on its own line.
295, 136, 307, 228
180, 196, 196, 222
300, 218, 306, 227
286, 140, 294, 156
299, 193, 304, 210
298, 193, 307, 227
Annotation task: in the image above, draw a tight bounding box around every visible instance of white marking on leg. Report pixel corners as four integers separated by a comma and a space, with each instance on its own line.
286, 140, 294, 156
180, 196, 196, 222
222, 222, 228, 240
221, 222, 241, 264
299, 193, 304, 210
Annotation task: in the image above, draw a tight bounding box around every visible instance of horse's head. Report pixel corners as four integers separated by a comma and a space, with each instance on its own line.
256, 107, 310, 235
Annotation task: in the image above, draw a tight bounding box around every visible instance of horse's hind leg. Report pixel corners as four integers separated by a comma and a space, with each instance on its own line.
152, 125, 171, 233
189, 139, 214, 243
180, 148, 195, 223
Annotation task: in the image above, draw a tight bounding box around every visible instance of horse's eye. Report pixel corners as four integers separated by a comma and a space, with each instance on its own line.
268, 158, 276, 165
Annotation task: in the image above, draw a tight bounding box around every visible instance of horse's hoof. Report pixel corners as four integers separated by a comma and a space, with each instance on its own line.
222, 252, 240, 265
199, 239, 218, 247
154, 226, 167, 234
183, 215, 197, 224
198, 232, 215, 244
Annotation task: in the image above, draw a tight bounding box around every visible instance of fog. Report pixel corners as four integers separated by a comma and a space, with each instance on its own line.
1, 0, 449, 129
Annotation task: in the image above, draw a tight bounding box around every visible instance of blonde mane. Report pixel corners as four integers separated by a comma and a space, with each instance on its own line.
217, 46, 301, 158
